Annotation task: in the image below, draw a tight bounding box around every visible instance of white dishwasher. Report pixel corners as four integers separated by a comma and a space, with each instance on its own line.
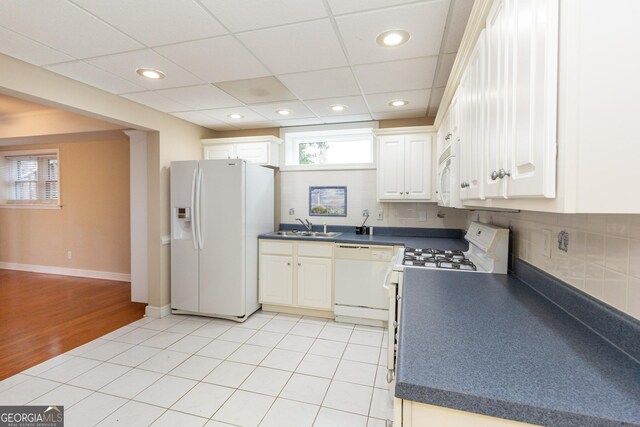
334, 244, 396, 326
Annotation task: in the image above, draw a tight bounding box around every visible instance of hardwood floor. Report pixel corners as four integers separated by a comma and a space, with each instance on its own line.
0, 269, 146, 380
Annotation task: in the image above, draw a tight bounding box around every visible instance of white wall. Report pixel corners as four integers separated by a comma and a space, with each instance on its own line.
280, 169, 467, 229
473, 211, 640, 321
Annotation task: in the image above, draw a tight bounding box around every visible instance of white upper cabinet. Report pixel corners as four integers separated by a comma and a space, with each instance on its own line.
505, 0, 557, 198
202, 136, 282, 167
454, 0, 558, 203
376, 127, 434, 202
483, 0, 509, 199
459, 31, 486, 201
450, 0, 640, 213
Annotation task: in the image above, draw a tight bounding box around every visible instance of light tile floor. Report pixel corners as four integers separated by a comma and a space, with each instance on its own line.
0, 311, 392, 427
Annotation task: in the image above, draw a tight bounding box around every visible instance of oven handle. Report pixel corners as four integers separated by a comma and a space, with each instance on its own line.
382, 267, 392, 290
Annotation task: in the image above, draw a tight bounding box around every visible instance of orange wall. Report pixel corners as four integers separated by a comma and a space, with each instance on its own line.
0, 136, 131, 274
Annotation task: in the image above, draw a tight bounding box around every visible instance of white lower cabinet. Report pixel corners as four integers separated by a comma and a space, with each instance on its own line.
259, 240, 333, 312
259, 254, 293, 305
296, 257, 332, 310
395, 399, 539, 427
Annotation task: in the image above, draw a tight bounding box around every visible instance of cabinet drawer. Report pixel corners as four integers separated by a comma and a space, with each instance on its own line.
260, 240, 293, 255
297, 243, 333, 258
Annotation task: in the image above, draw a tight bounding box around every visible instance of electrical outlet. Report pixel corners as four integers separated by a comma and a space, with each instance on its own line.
362, 209, 369, 217
67, 251, 72, 260
418, 211, 427, 222
289, 208, 295, 215
377, 210, 384, 220
542, 229, 551, 258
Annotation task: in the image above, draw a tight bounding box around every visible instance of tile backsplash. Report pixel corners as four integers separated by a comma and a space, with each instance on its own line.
473, 211, 640, 321
279, 169, 467, 230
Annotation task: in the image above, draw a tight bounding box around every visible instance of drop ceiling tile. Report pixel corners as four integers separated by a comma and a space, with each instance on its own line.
215, 77, 296, 104
0, 0, 143, 58
122, 91, 190, 113
354, 56, 437, 94
336, 1, 449, 65
171, 111, 236, 130
87, 49, 203, 90
272, 117, 324, 127
0, 26, 73, 66
434, 53, 457, 87
71, 0, 227, 47
327, 0, 422, 15
305, 96, 370, 117
200, 0, 327, 32
278, 68, 360, 100
199, 107, 268, 125
45, 61, 146, 94
372, 109, 426, 120
249, 101, 315, 120
237, 19, 348, 74
365, 89, 431, 113
442, 0, 475, 54
154, 36, 270, 83
428, 87, 445, 117
321, 114, 373, 124
156, 85, 243, 110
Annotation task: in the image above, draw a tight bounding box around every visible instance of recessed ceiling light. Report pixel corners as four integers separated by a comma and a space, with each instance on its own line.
376, 29, 410, 47
276, 109, 291, 116
331, 104, 348, 112
389, 99, 409, 107
136, 68, 166, 79
228, 113, 244, 119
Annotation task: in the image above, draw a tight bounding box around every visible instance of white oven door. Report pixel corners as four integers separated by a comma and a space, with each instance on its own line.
385, 269, 401, 399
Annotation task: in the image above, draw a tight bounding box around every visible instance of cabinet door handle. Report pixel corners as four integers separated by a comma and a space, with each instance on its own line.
490, 170, 499, 181
386, 369, 395, 383
297, 262, 301, 266
498, 168, 511, 179
287, 262, 291, 266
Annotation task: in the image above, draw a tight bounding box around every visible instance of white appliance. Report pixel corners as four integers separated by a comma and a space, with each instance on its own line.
436, 140, 464, 208
170, 159, 274, 322
384, 222, 509, 395
334, 244, 396, 326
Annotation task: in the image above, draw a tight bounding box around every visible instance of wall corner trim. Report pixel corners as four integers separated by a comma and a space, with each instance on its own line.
145, 304, 171, 319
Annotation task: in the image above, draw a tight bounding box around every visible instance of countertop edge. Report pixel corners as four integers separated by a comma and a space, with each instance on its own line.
395, 382, 623, 427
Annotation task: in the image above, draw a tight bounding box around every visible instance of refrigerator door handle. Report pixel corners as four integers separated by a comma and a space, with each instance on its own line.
190, 168, 198, 250
195, 168, 204, 250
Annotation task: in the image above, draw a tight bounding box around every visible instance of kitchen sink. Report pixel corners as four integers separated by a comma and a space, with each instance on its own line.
269, 231, 342, 238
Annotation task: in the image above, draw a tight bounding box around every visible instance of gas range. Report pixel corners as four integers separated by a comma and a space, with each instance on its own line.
402, 248, 477, 271
385, 222, 509, 398
392, 222, 510, 274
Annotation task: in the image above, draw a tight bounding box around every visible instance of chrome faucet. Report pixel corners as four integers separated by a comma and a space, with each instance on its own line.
295, 217, 313, 231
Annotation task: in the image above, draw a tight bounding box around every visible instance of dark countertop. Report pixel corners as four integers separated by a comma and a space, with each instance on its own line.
258, 232, 469, 251
396, 268, 640, 426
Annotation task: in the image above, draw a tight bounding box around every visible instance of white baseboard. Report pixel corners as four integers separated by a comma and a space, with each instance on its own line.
145, 304, 171, 318
0, 262, 131, 282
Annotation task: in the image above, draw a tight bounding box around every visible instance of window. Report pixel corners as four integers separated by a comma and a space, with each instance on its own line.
1, 150, 60, 207
283, 125, 376, 170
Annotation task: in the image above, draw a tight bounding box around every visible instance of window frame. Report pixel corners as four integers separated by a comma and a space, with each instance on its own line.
281, 123, 377, 171
0, 149, 61, 209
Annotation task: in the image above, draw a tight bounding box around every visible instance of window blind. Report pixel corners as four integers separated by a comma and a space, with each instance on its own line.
4, 152, 59, 204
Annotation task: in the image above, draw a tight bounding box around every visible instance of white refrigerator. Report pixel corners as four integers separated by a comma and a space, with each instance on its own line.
170, 159, 274, 321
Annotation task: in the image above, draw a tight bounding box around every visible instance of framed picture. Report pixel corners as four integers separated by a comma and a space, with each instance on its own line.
309, 186, 347, 217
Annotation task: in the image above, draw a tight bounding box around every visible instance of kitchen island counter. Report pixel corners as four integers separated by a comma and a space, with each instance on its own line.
396, 263, 640, 426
